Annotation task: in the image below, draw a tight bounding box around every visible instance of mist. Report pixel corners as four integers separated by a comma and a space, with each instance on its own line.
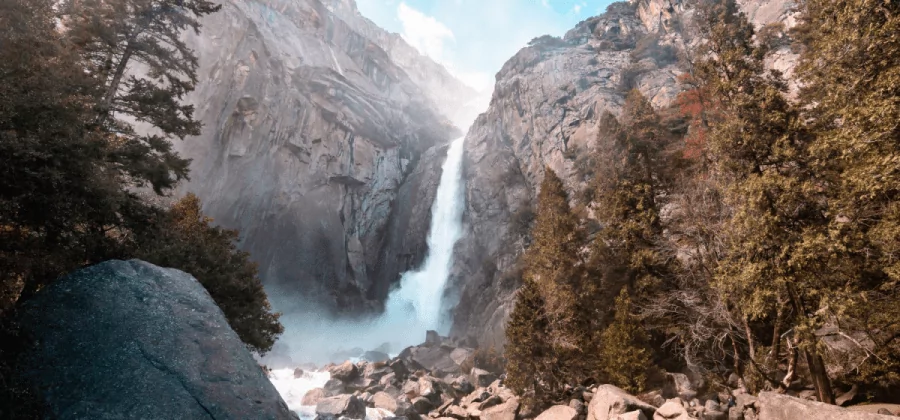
265, 135, 469, 365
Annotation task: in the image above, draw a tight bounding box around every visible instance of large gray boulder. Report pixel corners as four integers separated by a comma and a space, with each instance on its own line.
757, 392, 895, 420
315, 395, 366, 420
588, 385, 657, 420
15, 260, 296, 420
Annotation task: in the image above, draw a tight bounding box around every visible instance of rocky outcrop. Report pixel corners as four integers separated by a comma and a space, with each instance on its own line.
177, 0, 471, 315
323, 0, 482, 125
448, 0, 796, 346
16, 260, 296, 419
755, 392, 896, 420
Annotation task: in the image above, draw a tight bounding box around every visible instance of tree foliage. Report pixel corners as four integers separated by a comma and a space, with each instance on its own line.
506, 169, 590, 409
598, 289, 652, 393
135, 194, 284, 354
0, 0, 280, 364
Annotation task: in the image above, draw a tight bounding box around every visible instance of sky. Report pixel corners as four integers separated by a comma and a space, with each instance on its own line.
356, 0, 616, 92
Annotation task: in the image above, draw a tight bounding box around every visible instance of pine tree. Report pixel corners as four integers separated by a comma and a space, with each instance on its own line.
598, 289, 652, 393
505, 168, 588, 408
591, 91, 671, 297
694, 0, 836, 401
525, 168, 587, 350
60, 0, 221, 193
796, 0, 900, 387
135, 194, 284, 353
505, 278, 551, 409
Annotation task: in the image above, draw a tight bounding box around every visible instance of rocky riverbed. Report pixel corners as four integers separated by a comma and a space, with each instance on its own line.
267, 332, 900, 420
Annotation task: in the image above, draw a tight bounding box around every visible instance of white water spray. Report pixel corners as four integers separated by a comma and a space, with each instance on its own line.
266, 136, 468, 363
377, 135, 466, 335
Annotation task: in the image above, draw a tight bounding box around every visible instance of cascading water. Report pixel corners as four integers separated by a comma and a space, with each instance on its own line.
269, 136, 468, 419
375, 135, 466, 336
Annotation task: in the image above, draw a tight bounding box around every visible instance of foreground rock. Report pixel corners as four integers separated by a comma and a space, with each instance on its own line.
588, 385, 657, 420
315, 395, 366, 420
536, 405, 579, 420
756, 392, 895, 420
16, 260, 296, 420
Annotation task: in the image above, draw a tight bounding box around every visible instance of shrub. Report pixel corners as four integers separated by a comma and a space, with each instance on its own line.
135, 194, 284, 354
597, 289, 652, 394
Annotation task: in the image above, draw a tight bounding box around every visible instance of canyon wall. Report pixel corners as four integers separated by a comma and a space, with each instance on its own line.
449, 0, 797, 346
176, 0, 474, 314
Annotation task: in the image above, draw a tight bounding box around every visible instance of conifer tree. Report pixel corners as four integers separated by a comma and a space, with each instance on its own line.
590, 91, 671, 298
598, 288, 652, 393
60, 0, 221, 193
525, 168, 586, 350
694, 0, 836, 402
505, 168, 587, 408
796, 0, 900, 387
505, 278, 551, 408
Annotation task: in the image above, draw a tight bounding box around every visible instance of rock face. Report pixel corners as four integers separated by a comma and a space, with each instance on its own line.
756, 392, 895, 420
448, 0, 796, 346
177, 0, 471, 314
15, 260, 296, 420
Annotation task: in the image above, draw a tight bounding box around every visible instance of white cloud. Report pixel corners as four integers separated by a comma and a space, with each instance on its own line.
397, 2, 455, 64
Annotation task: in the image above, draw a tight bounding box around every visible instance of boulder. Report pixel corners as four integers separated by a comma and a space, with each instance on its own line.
877, 408, 895, 416
445, 405, 469, 419
836, 385, 860, 407
365, 363, 393, 381
662, 373, 698, 401
324, 378, 346, 395
400, 346, 460, 375
294, 368, 306, 378
390, 359, 413, 378
329, 361, 361, 382
757, 392, 895, 420
570, 399, 586, 414
380, 372, 399, 387
450, 348, 473, 366
471, 368, 498, 387
462, 388, 491, 407
536, 405, 579, 420
363, 351, 392, 363
373, 391, 405, 415
654, 400, 691, 420
412, 396, 435, 414
316, 395, 367, 420
727, 407, 743, 420
15, 260, 295, 420
479, 395, 504, 411
427, 330, 442, 346
304, 388, 329, 406
346, 378, 377, 392
481, 397, 519, 420
451, 376, 475, 394
403, 380, 421, 398
418, 376, 442, 401
617, 412, 649, 420
702, 410, 727, 420
588, 385, 657, 420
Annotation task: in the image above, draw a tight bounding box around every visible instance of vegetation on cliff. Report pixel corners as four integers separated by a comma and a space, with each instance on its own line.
506, 0, 900, 409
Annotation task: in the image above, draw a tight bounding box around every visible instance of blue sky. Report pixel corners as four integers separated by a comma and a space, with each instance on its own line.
356, 0, 616, 91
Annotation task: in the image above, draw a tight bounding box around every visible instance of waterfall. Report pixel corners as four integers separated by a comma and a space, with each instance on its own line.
377, 136, 467, 335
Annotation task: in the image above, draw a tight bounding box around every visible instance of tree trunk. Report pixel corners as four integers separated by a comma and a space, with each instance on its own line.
100, 43, 134, 118
805, 349, 835, 404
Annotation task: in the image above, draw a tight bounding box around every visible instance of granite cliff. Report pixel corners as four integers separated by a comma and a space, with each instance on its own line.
449, 0, 798, 346
174, 0, 474, 314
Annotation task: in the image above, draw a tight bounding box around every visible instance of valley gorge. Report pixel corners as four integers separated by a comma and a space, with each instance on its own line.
5, 0, 900, 417
174, 0, 798, 347
173, 0, 475, 316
